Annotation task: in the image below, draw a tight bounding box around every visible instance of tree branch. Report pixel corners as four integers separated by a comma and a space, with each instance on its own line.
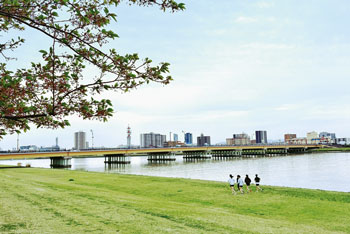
3, 114, 48, 120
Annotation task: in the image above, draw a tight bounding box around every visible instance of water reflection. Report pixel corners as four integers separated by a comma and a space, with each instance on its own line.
104, 163, 129, 171
1, 152, 349, 192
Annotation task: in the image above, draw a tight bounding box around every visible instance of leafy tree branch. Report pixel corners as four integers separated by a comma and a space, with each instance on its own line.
0, 0, 185, 138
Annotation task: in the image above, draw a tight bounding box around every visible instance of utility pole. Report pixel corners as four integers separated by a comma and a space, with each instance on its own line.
90, 129, 94, 149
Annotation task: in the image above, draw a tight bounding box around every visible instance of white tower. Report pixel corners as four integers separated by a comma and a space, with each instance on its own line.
127, 125, 131, 149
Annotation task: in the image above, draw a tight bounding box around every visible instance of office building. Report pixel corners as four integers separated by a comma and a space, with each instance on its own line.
173, 133, 178, 142
226, 133, 250, 145
74, 131, 87, 150
307, 131, 318, 143
284, 134, 297, 142
287, 137, 307, 144
184, 133, 193, 145
319, 132, 336, 139
336, 138, 350, 145
255, 130, 267, 144
163, 141, 185, 147
140, 133, 167, 148
197, 134, 211, 146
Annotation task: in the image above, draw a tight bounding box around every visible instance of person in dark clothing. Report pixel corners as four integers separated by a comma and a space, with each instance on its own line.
254, 174, 262, 192
245, 175, 252, 193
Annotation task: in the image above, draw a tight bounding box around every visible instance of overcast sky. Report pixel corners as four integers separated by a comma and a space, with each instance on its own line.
1, 0, 350, 150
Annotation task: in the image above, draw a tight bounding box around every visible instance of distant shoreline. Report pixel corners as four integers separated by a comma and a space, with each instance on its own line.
311, 147, 350, 152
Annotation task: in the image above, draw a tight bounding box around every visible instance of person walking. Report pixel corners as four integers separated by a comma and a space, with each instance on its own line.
228, 174, 236, 195
245, 175, 252, 193
255, 174, 262, 191
237, 175, 244, 194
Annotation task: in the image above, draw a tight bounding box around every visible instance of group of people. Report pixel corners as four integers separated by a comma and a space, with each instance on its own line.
228, 174, 262, 195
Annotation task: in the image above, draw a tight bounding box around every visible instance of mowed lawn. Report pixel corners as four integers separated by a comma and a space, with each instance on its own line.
0, 168, 349, 233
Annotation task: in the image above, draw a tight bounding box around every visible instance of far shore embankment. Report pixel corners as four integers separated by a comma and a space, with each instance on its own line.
311, 147, 350, 152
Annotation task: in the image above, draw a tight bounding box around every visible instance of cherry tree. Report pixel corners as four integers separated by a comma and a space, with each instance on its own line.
0, 0, 185, 138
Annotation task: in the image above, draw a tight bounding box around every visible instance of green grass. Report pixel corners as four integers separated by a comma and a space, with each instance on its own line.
0, 168, 349, 233
311, 147, 350, 152
0, 165, 19, 168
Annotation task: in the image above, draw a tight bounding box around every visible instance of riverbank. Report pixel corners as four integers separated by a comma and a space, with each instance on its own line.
0, 164, 21, 168
0, 168, 349, 233
311, 147, 350, 152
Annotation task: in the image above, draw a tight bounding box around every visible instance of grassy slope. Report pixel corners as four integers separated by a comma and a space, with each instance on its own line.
0, 168, 349, 234
312, 147, 350, 152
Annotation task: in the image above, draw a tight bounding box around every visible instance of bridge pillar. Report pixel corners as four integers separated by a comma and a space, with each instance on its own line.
50, 157, 71, 168
212, 150, 240, 159
148, 152, 176, 162
104, 154, 131, 164
183, 151, 211, 159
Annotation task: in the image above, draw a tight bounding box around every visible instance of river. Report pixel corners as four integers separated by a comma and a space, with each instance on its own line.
1, 152, 349, 192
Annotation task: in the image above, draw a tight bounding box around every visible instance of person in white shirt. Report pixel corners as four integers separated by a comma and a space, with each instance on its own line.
237, 175, 244, 194
228, 174, 236, 195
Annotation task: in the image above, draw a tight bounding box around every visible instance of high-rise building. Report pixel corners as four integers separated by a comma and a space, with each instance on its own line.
255, 130, 267, 144
140, 133, 167, 148
74, 131, 87, 150
227, 133, 250, 145
184, 133, 193, 145
173, 133, 178, 142
197, 134, 211, 146
284, 134, 297, 142
307, 131, 318, 143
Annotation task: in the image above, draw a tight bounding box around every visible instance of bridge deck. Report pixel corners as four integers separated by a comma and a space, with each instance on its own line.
0, 145, 322, 160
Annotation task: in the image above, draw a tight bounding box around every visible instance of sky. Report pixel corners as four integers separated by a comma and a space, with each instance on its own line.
1, 0, 350, 150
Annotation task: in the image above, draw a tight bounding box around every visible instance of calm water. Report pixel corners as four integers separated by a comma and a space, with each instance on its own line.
1, 152, 349, 192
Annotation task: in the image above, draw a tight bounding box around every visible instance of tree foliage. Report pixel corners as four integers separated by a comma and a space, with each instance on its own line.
0, 0, 185, 138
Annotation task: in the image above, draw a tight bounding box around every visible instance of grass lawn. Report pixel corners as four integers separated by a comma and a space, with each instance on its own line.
0, 165, 19, 168
0, 168, 349, 233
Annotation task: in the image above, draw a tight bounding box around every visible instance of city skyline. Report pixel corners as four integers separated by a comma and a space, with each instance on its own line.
1, 128, 346, 151
1, 0, 350, 149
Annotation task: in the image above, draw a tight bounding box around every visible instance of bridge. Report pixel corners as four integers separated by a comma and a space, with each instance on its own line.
0, 144, 322, 168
